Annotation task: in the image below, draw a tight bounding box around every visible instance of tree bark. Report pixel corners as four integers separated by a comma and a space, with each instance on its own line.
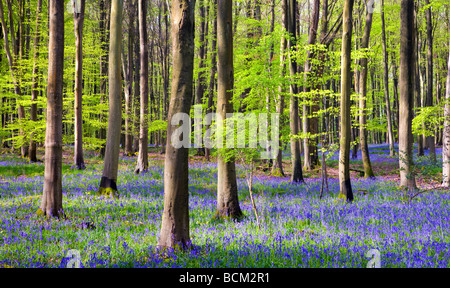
339, 0, 354, 202
358, 1, 374, 178
135, 0, 149, 174
29, 0, 43, 163
216, 0, 243, 219
133, 19, 140, 154
302, 0, 320, 171
398, 0, 417, 190
288, 0, 304, 183
124, 0, 135, 156
392, 51, 400, 140
414, 2, 423, 157
205, 0, 217, 161
99, 0, 109, 158
158, 0, 196, 249
442, 40, 450, 187
195, 0, 206, 156
39, 0, 64, 217
74, 0, 86, 170
272, 0, 287, 177
381, 0, 395, 157
425, 0, 436, 162
99, 0, 124, 197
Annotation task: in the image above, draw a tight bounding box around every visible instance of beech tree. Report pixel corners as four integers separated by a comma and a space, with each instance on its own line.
272, 0, 288, 177
338, 0, 354, 202
38, 0, 65, 217
158, 0, 196, 249
98, 0, 124, 197
398, 0, 417, 190
215, 0, 243, 219
443, 40, 450, 187
205, 0, 217, 161
135, 0, 149, 174
424, 0, 436, 163
381, 0, 395, 157
302, 0, 320, 171
358, 0, 374, 178
28, 0, 43, 163
73, 0, 86, 170
288, 0, 304, 184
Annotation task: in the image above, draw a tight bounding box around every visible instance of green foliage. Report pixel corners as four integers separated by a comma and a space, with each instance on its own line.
148, 120, 167, 133
412, 105, 444, 137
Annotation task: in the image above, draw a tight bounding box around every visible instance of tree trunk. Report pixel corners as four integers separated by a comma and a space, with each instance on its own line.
272, 0, 287, 177
195, 0, 206, 156
39, 0, 64, 217
414, 2, 423, 157
392, 51, 400, 140
358, 1, 374, 178
135, 0, 149, 174
398, 0, 417, 190
216, 0, 243, 219
74, 0, 86, 170
381, 0, 395, 157
99, 0, 124, 197
288, 0, 304, 183
339, 0, 354, 202
425, 0, 436, 162
125, 0, 135, 156
99, 0, 109, 158
442, 40, 450, 187
133, 19, 141, 154
29, 0, 43, 163
158, 0, 195, 249
205, 0, 217, 161
302, 0, 320, 171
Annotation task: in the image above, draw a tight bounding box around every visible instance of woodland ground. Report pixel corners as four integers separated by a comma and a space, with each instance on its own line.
0, 144, 449, 268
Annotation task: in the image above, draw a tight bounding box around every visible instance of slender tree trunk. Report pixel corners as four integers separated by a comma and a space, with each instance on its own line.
359, 1, 374, 178
339, 0, 354, 202
272, 0, 287, 177
302, 0, 320, 171
392, 51, 400, 140
29, 0, 42, 163
442, 40, 450, 187
398, 0, 417, 190
135, 0, 149, 174
414, 2, 423, 157
195, 0, 206, 156
99, 0, 124, 197
158, 0, 195, 249
288, 0, 304, 183
99, 0, 109, 158
425, 0, 436, 162
381, 0, 395, 157
125, 0, 135, 156
39, 0, 64, 217
133, 19, 141, 154
74, 0, 86, 170
216, 0, 243, 219
205, 0, 217, 161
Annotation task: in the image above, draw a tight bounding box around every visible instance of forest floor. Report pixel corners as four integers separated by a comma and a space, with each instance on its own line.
0, 143, 449, 268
